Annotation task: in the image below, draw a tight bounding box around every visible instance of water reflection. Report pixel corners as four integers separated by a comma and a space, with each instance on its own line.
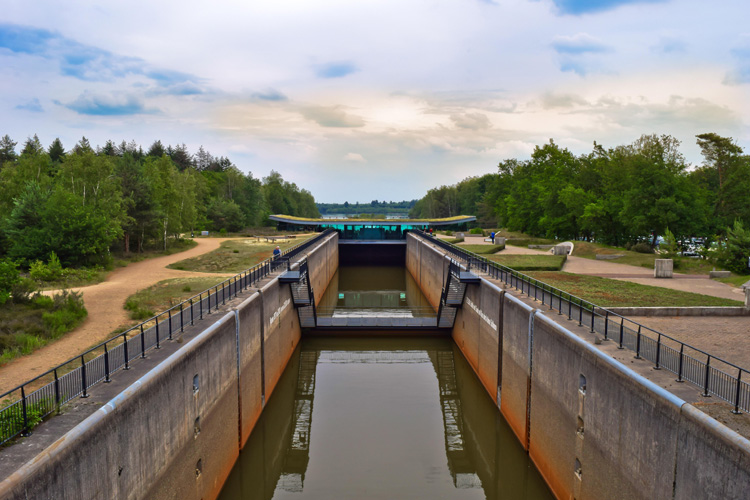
317, 266, 434, 318
218, 338, 553, 500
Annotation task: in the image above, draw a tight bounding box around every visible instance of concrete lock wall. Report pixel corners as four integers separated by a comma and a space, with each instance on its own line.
404, 237, 750, 499
0, 233, 339, 500
405, 234, 448, 310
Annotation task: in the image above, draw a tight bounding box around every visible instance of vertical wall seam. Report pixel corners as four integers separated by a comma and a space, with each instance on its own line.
671, 403, 687, 499
257, 289, 266, 407
526, 309, 538, 450
497, 291, 505, 407
234, 309, 242, 448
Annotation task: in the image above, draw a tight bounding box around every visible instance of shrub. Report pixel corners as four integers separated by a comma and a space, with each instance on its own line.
444, 230, 453, 236
0, 259, 20, 305
42, 290, 87, 336
32, 295, 54, 309
716, 221, 750, 274
182, 285, 192, 292
661, 229, 679, 259
29, 252, 64, 282
469, 227, 484, 235
631, 242, 653, 254
11, 278, 36, 304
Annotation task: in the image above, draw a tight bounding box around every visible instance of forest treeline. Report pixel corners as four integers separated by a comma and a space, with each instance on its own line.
317, 199, 417, 216
0, 134, 319, 268
410, 133, 750, 247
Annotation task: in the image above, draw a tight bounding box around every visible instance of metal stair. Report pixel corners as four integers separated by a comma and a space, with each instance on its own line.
282, 259, 317, 328
437, 260, 470, 328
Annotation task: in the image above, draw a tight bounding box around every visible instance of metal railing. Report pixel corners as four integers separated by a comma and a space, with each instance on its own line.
0, 229, 334, 446
412, 230, 750, 414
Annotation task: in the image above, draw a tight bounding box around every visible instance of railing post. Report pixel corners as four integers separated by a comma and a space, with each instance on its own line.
590, 306, 595, 332
123, 333, 130, 370
21, 386, 29, 437
190, 298, 194, 325
635, 325, 642, 359
54, 369, 61, 413
140, 324, 146, 358
618, 318, 624, 349
199, 293, 203, 320
676, 344, 684, 382
604, 311, 609, 340
155, 316, 161, 349
733, 370, 743, 414
104, 343, 111, 382
655, 334, 662, 369
558, 292, 563, 315
168, 309, 173, 341
222, 282, 226, 305
81, 356, 89, 398
180, 303, 184, 333
578, 299, 583, 326
207, 289, 211, 315
568, 295, 572, 320
703, 355, 711, 397
215, 286, 220, 311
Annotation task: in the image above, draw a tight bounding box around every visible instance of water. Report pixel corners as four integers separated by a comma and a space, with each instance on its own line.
217, 337, 553, 500
316, 265, 435, 319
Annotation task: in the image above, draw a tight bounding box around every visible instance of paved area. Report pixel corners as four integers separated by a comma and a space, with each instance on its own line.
0, 238, 234, 395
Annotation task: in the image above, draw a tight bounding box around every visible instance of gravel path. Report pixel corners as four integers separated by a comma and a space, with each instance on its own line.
0, 238, 233, 394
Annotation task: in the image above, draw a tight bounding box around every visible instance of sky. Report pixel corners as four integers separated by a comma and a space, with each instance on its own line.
1, 0, 749, 203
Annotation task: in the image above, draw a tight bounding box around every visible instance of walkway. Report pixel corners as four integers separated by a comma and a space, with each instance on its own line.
0, 238, 233, 394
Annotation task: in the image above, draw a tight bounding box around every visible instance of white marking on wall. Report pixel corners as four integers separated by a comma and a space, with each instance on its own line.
466, 297, 497, 331
269, 298, 291, 326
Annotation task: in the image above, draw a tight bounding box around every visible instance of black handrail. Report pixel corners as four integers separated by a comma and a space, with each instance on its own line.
0, 229, 334, 445
412, 230, 750, 414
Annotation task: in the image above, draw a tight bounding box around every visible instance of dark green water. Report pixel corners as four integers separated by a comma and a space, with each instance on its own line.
217, 337, 553, 500
316, 265, 435, 318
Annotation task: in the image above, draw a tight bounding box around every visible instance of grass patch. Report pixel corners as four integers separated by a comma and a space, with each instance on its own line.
506, 238, 557, 247
456, 244, 505, 254
0, 291, 87, 365
487, 255, 567, 271
523, 271, 742, 307
124, 277, 230, 321
168, 237, 308, 273
717, 275, 750, 288
571, 241, 721, 274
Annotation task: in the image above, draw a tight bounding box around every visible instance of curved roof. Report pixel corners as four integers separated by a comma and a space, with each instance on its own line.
269, 214, 476, 226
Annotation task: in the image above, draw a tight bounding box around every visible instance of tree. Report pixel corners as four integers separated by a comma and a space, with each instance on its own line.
147, 140, 166, 158
48, 138, 66, 164
0, 135, 18, 166
694, 133, 746, 231
72, 136, 93, 154
716, 221, 750, 274
21, 135, 44, 157
99, 140, 118, 156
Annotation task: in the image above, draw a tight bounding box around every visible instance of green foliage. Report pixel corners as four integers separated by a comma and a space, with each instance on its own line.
469, 227, 484, 235
660, 229, 679, 259
0, 259, 21, 305
30, 252, 63, 282
318, 200, 416, 216
631, 242, 654, 254
715, 221, 750, 274
41, 291, 87, 336
457, 244, 505, 254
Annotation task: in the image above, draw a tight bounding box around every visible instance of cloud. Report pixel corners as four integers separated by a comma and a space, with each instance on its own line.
724, 35, 750, 85
66, 92, 157, 116
343, 153, 366, 162
450, 112, 492, 130
650, 37, 687, 54
300, 105, 365, 127
552, 33, 610, 54
0, 22, 207, 92
0, 24, 55, 54
540, 92, 589, 109
252, 89, 288, 102
549, 0, 667, 15
15, 98, 43, 112
552, 33, 611, 75
314, 61, 358, 78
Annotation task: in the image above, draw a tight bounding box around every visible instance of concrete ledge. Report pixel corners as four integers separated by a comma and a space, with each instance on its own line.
606, 306, 750, 317
529, 244, 555, 250
709, 270, 732, 278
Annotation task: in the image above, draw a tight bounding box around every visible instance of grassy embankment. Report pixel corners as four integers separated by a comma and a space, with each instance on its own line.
0, 292, 87, 366
523, 271, 742, 307
487, 254, 567, 271
126, 237, 307, 320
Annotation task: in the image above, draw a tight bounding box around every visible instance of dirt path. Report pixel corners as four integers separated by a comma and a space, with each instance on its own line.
0, 238, 233, 394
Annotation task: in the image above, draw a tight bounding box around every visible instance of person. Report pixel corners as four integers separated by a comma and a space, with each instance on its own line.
490, 231, 496, 244
273, 246, 281, 259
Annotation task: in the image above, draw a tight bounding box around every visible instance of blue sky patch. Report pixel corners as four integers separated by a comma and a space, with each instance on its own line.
66, 92, 155, 116
0, 23, 55, 54
252, 89, 288, 101
550, 0, 666, 15
315, 62, 358, 78
15, 98, 43, 112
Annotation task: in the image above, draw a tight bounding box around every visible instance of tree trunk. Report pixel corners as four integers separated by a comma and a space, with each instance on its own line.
124, 232, 130, 254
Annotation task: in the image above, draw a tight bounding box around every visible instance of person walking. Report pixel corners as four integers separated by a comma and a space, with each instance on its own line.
490, 231, 496, 244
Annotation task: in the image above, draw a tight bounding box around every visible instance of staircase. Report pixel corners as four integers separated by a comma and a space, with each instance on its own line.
437, 260, 471, 328
282, 259, 317, 328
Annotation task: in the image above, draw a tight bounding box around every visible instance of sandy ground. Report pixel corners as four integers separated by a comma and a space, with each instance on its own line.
0, 238, 233, 394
